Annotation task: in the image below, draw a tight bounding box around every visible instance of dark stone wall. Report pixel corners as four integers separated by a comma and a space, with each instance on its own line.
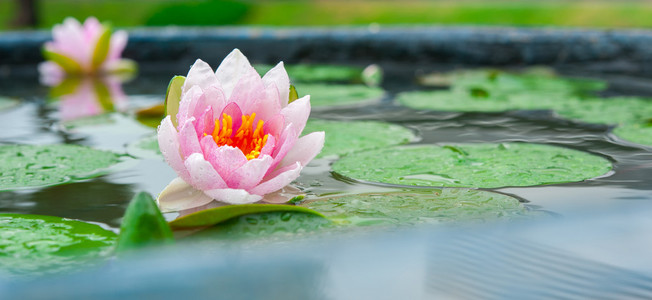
3, 26, 652, 77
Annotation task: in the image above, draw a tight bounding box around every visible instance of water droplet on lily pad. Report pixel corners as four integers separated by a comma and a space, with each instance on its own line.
332, 143, 612, 188
0, 144, 123, 190
296, 83, 384, 108
0, 214, 116, 277
301, 189, 539, 226
304, 119, 416, 159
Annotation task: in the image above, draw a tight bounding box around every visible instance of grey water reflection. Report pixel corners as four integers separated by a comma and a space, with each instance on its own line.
0, 179, 135, 228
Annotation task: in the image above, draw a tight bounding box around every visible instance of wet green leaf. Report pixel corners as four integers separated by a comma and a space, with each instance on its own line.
255, 64, 364, 83
187, 211, 332, 242
0, 214, 116, 277
164, 76, 186, 127
613, 124, 652, 146
91, 26, 112, 70
297, 83, 384, 108
303, 119, 416, 159
43, 50, 82, 74
0, 144, 122, 190
301, 189, 537, 226
169, 204, 328, 229
332, 143, 612, 188
556, 97, 652, 126
116, 192, 174, 254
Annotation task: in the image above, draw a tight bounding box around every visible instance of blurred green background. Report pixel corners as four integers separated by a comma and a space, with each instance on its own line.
4, 0, 652, 30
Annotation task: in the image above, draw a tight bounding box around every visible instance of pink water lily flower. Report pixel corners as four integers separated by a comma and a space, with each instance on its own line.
157, 49, 324, 212
38, 17, 135, 80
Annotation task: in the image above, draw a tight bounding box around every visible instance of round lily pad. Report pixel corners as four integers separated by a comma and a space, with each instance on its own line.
187, 211, 332, 242
396, 89, 573, 112
0, 214, 117, 277
296, 84, 384, 108
255, 64, 363, 83
301, 189, 535, 226
555, 97, 652, 125
0, 144, 123, 190
303, 119, 416, 158
418, 69, 606, 94
613, 124, 652, 146
332, 143, 612, 188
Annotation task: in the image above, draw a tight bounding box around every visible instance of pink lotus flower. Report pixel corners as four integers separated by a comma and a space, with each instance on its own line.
38, 17, 135, 81
157, 49, 324, 212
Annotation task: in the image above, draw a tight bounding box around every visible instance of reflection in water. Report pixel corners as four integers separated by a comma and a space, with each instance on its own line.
45, 75, 129, 121
0, 178, 135, 228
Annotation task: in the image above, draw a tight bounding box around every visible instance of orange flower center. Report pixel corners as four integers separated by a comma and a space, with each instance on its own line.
211, 112, 268, 160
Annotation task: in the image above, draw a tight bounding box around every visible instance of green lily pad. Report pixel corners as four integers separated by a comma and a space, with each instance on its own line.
332, 143, 612, 188
255, 64, 363, 83
62, 113, 116, 129
303, 119, 416, 158
396, 89, 574, 112
402, 69, 606, 113
300, 189, 535, 226
418, 69, 607, 94
169, 204, 328, 229
613, 124, 652, 146
127, 134, 161, 158
116, 192, 174, 254
556, 97, 652, 125
0, 144, 123, 190
0, 213, 117, 277
296, 83, 384, 108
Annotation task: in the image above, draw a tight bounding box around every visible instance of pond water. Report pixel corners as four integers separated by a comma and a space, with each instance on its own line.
1, 64, 652, 233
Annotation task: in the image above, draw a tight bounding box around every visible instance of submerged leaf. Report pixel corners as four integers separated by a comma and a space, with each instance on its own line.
0, 214, 116, 277
333, 143, 612, 188
169, 204, 328, 229
0, 144, 122, 190
164, 76, 186, 127
116, 192, 174, 254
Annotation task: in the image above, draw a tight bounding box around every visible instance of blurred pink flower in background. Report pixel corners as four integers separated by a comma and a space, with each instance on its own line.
39, 17, 135, 83
157, 49, 324, 212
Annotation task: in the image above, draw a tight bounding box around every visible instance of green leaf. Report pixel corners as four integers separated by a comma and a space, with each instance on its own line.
556, 97, 652, 126
332, 143, 612, 188
115, 192, 174, 254
43, 50, 83, 74
613, 123, 652, 146
169, 204, 328, 229
295, 83, 384, 108
164, 76, 186, 127
303, 119, 416, 159
186, 211, 332, 242
0, 144, 123, 190
301, 189, 540, 226
0, 213, 116, 277
91, 25, 112, 71
255, 64, 364, 83
288, 84, 299, 103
